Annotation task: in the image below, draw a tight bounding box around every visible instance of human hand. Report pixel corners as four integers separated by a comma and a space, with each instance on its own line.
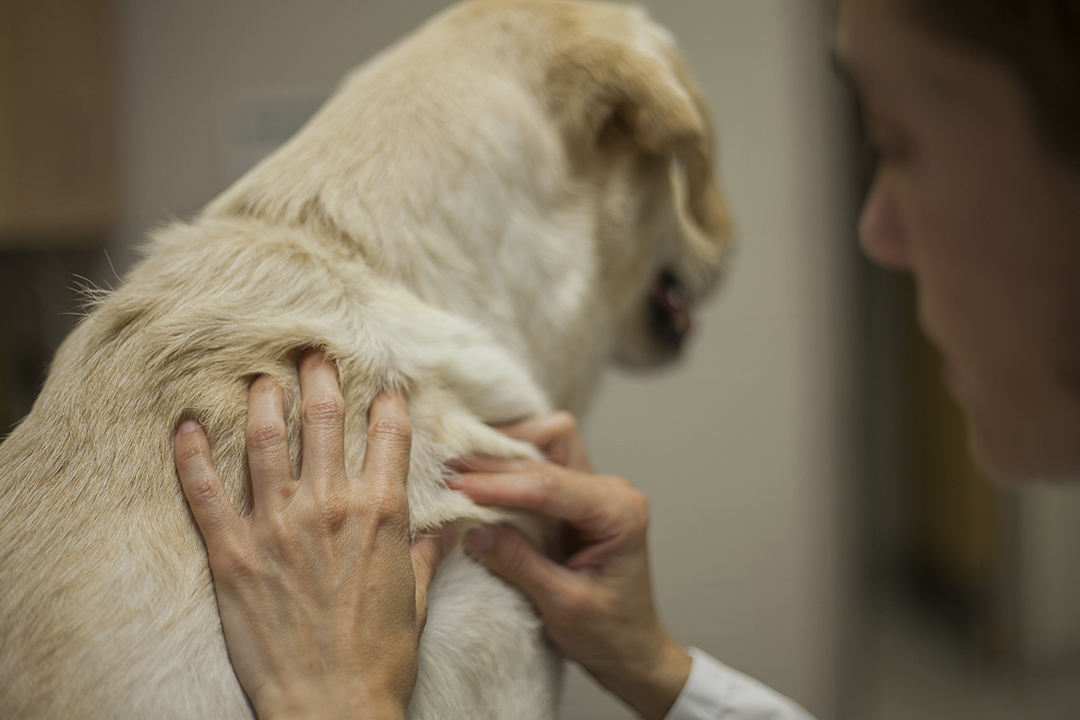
174, 349, 449, 720
447, 413, 691, 720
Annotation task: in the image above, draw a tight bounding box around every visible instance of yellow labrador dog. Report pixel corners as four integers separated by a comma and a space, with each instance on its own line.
0, 1, 730, 717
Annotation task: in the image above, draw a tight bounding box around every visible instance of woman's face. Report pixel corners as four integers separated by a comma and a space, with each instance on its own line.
836, 0, 1080, 481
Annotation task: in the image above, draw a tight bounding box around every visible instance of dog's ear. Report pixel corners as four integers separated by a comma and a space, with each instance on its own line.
547, 38, 706, 157
546, 35, 731, 243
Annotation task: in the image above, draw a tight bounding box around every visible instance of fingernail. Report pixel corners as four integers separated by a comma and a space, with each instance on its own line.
440, 525, 455, 554
445, 475, 465, 489
177, 419, 199, 435
446, 460, 472, 474
465, 526, 495, 555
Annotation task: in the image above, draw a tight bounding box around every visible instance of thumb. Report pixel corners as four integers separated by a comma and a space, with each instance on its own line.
464, 524, 573, 616
411, 526, 452, 621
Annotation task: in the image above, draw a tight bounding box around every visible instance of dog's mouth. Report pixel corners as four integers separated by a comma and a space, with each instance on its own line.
648, 270, 692, 351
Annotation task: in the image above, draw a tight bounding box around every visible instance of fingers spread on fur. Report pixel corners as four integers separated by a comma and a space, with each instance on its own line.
451, 466, 612, 528
174, 421, 243, 551
465, 524, 573, 616
363, 391, 412, 497
246, 376, 295, 514
495, 412, 592, 471
298, 348, 347, 488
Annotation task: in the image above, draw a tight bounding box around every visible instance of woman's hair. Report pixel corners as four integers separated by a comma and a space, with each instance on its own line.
902, 0, 1080, 164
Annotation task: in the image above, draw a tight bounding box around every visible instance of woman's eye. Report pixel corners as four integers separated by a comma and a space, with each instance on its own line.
865, 120, 914, 166
872, 136, 913, 165
861, 106, 914, 167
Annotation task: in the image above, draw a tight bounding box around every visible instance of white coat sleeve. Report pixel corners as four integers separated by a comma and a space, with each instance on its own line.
662, 648, 817, 720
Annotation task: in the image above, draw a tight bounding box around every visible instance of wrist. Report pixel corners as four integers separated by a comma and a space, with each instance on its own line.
595, 633, 692, 720
253, 679, 407, 720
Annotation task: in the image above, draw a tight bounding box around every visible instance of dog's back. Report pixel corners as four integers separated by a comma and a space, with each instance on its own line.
0, 214, 559, 718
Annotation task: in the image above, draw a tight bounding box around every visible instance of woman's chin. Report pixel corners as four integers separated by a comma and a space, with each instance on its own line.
968, 414, 1080, 485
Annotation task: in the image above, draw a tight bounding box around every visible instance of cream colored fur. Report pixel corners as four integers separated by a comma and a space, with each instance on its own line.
0, 1, 731, 718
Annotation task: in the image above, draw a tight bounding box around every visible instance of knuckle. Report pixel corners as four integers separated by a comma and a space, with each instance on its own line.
246, 420, 286, 452
301, 394, 345, 427
319, 505, 350, 533
267, 514, 298, 546
544, 413, 582, 467
559, 585, 596, 623
611, 477, 649, 532
176, 437, 206, 465
525, 467, 559, 502
310, 492, 350, 532
367, 486, 410, 528
549, 411, 578, 437
369, 416, 412, 447
220, 549, 258, 582
495, 536, 532, 579
185, 473, 220, 507
250, 376, 283, 399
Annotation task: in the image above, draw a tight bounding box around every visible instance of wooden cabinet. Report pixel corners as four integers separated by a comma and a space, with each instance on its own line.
0, 0, 116, 247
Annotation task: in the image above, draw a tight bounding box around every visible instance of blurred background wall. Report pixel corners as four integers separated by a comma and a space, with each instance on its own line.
572, 2, 858, 718
2, 1, 1080, 719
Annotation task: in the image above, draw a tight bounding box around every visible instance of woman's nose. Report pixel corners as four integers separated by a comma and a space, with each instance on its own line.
859, 175, 911, 269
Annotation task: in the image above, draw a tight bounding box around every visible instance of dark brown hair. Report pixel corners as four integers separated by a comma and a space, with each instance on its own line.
902, 0, 1080, 164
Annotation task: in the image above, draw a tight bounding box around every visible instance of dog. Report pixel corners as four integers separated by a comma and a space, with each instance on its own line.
0, 1, 731, 717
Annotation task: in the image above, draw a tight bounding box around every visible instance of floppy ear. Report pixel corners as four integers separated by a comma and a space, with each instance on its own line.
546, 35, 732, 243
547, 39, 707, 157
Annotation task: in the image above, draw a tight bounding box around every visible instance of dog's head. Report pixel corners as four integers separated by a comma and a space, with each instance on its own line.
538, 1, 733, 367
207, 0, 731, 407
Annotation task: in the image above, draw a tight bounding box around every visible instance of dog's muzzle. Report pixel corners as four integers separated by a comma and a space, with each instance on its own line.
649, 270, 692, 352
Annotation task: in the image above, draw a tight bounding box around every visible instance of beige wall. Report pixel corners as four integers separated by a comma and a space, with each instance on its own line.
1017, 487, 1080, 668
113, 2, 857, 718
571, 3, 856, 718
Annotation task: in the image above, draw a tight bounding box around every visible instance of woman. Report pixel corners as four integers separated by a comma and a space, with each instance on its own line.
173, 0, 1080, 718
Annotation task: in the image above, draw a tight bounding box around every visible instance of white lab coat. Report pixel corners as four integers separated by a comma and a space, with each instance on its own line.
663, 649, 817, 720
